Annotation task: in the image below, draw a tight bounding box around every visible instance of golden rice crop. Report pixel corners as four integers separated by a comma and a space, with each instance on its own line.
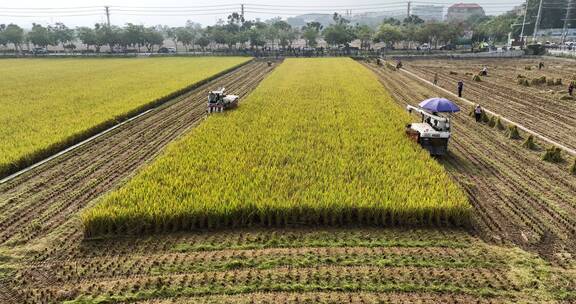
0, 57, 251, 176
82, 58, 470, 236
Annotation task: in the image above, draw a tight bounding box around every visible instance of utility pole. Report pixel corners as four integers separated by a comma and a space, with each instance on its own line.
105, 6, 111, 27
407, 1, 411, 18
562, 0, 573, 44
520, 0, 528, 44
532, 0, 544, 42
241, 4, 244, 20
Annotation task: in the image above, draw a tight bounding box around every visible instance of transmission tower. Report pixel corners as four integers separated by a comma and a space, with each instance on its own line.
562, 0, 574, 43
532, 0, 544, 41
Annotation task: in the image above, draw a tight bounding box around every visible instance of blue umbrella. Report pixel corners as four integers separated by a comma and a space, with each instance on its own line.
419, 97, 460, 113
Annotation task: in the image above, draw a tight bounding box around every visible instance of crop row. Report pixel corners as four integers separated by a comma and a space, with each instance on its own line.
16, 248, 505, 285
139, 292, 511, 304
22, 266, 515, 303
69, 228, 472, 259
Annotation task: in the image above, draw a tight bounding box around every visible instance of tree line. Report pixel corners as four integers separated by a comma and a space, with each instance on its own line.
0, 9, 523, 53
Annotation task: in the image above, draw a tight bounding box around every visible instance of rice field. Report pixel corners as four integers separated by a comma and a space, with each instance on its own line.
0, 57, 251, 176
82, 58, 470, 236
4, 57, 576, 304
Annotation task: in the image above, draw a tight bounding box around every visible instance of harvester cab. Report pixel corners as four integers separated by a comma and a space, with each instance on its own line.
405, 105, 451, 156
207, 88, 239, 113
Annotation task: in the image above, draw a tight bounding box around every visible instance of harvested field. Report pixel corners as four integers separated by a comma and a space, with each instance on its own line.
0, 57, 251, 177
404, 58, 576, 151
362, 59, 576, 265
4, 228, 575, 303
82, 58, 470, 236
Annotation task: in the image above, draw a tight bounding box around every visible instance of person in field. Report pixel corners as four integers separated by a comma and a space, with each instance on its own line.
481, 66, 488, 76
433, 73, 438, 86
474, 105, 483, 122
539, 62, 545, 70
569, 82, 575, 96
457, 80, 464, 98
396, 60, 403, 70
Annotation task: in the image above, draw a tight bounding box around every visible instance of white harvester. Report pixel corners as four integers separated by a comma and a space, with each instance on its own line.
405, 105, 452, 156
207, 88, 239, 113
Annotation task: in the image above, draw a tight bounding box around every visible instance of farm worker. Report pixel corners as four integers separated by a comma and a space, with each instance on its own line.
539, 62, 545, 70
396, 60, 403, 70
457, 80, 464, 98
474, 105, 483, 122
433, 73, 438, 86
481, 66, 488, 76
569, 83, 575, 96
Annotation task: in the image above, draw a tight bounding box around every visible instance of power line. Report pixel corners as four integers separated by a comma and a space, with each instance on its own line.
244, 2, 406, 8
0, 2, 525, 12
114, 12, 238, 17
0, 2, 543, 22
0, 6, 102, 10
110, 4, 239, 8
0, 13, 103, 18
112, 8, 239, 13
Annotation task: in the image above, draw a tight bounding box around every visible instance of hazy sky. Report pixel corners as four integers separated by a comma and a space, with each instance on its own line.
1, 0, 525, 28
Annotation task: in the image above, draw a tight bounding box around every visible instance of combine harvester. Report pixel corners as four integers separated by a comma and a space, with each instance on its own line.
405, 98, 460, 156
207, 88, 239, 113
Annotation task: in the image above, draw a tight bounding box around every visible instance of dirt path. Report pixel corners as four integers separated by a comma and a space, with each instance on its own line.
362, 61, 576, 265
0, 61, 275, 248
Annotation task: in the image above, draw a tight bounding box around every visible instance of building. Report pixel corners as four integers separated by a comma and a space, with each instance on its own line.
411, 5, 444, 22
447, 3, 485, 22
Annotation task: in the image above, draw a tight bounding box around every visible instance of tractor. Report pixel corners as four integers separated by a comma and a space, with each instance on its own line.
207, 88, 239, 113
